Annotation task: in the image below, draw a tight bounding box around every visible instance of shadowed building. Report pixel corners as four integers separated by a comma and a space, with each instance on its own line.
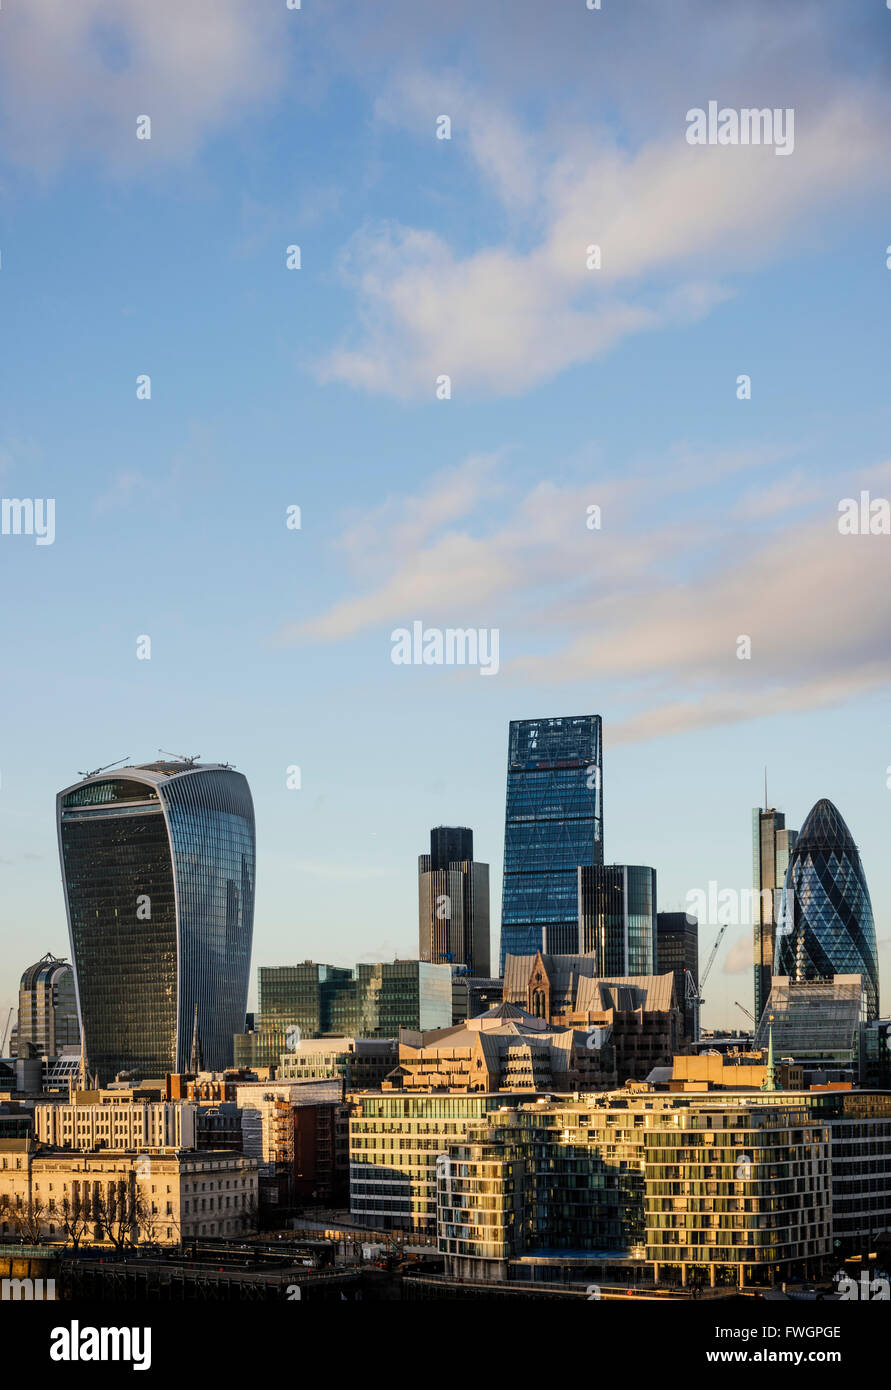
753, 807, 797, 1024
656, 912, 699, 1040
57, 761, 255, 1084
578, 864, 657, 975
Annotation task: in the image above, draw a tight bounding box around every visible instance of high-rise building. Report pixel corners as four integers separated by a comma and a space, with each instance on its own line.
753, 807, 797, 1023
57, 760, 255, 1083
775, 798, 879, 1021
656, 912, 699, 1039
15, 953, 79, 1058
418, 825, 490, 975
578, 864, 656, 975
500, 715, 603, 970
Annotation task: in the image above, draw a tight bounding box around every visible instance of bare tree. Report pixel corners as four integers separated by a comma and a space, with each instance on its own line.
94, 1178, 139, 1252
59, 1193, 93, 1251
0, 1192, 47, 1244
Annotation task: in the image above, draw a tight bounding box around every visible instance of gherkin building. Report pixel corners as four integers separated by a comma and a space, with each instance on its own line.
774, 798, 879, 1021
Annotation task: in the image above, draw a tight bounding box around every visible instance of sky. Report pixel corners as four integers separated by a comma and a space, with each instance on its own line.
0, 0, 889, 1032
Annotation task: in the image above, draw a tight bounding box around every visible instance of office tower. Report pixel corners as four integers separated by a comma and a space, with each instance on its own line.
500, 715, 603, 970
753, 807, 798, 1023
656, 912, 699, 1039
15, 953, 79, 1057
578, 864, 656, 976
57, 760, 255, 1083
234, 960, 453, 1065
329, 962, 453, 1037
755, 974, 867, 1086
418, 825, 490, 975
775, 798, 879, 1021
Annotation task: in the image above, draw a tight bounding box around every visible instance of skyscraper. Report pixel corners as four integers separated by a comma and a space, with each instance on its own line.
500, 715, 603, 970
57, 760, 255, 1083
418, 826, 490, 974
578, 864, 656, 975
775, 798, 879, 1022
15, 953, 79, 1057
656, 912, 699, 1039
752, 807, 797, 1023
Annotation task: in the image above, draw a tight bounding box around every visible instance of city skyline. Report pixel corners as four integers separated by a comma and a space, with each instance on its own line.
0, 732, 885, 1038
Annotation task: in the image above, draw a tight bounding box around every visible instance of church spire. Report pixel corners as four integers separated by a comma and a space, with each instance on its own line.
189, 1004, 204, 1073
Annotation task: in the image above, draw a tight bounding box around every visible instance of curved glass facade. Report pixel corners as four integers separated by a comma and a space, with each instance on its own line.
58, 763, 255, 1082
500, 716, 603, 970
774, 798, 879, 1021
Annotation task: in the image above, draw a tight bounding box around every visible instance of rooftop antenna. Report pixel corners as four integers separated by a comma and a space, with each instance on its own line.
77, 757, 130, 781
764, 766, 768, 812
158, 749, 201, 766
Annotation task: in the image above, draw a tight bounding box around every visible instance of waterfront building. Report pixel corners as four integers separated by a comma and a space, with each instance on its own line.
0, 1140, 258, 1245
438, 1093, 832, 1288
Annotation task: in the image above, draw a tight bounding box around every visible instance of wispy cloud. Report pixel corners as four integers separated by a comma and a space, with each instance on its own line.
320, 86, 889, 398
284, 450, 891, 741
0, 0, 286, 173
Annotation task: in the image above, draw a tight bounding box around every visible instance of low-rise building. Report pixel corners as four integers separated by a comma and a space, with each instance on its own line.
503, 953, 684, 1080
0, 1139, 257, 1245
385, 1002, 614, 1093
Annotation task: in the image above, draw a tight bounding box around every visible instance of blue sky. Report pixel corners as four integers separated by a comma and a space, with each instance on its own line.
0, 0, 889, 1031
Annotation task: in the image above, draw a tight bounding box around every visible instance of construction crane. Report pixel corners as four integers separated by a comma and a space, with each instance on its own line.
1, 1007, 14, 1054
158, 749, 201, 766
685, 923, 727, 1042
735, 1000, 756, 1026
77, 756, 130, 781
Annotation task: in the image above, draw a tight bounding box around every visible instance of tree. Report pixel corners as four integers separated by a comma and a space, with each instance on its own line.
94, 1177, 139, 1253
0, 1192, 47, 1244
57, 1194, 93, 1251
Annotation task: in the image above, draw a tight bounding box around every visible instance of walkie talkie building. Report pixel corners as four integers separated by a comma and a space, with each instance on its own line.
57, 761, 255, 1083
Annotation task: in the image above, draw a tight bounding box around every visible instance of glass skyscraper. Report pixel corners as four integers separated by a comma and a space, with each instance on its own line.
578, 864, 656, 975
500, 715, 603, 970
57, 761, 255, 1082
752, 807, 797, 1024
774, 798, 879, 1022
